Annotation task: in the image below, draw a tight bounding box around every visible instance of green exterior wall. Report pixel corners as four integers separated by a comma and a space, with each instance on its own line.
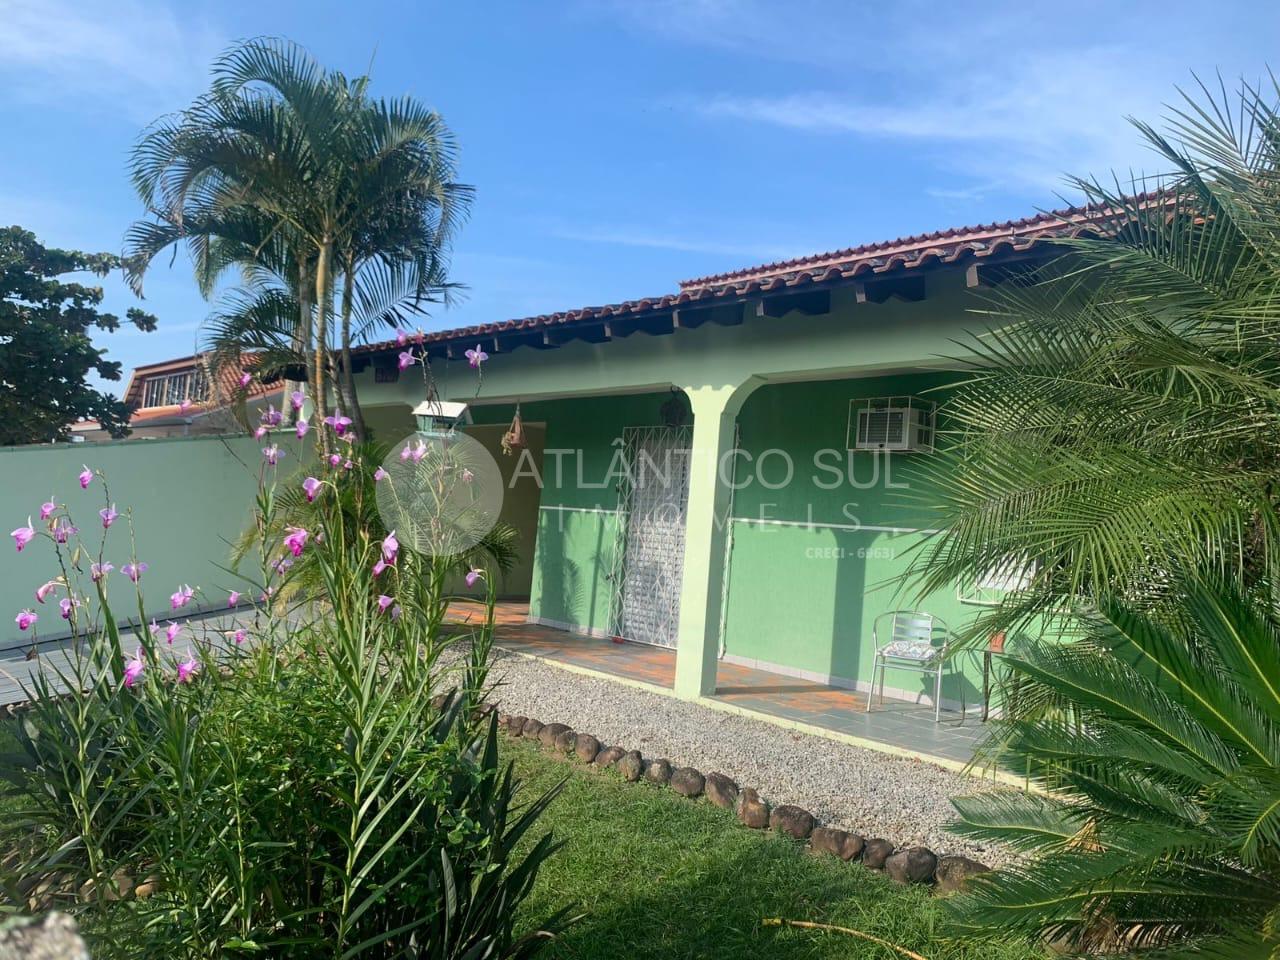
458, 372, 987, 702
0, 435, 272, 646
344, 268, 1017, 700
471, 393, 674, 632
723, 372, 981, 703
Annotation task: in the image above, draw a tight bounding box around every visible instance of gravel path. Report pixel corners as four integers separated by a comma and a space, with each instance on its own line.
472, 645, 1011, 867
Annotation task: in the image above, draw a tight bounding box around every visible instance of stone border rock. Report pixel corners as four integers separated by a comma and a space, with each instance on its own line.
492, 707, 992, 893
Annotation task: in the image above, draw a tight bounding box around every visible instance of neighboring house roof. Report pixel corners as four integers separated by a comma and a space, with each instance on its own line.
121, 353, 280, 411
69, 354, 285, 433
356, 198, 1118, 359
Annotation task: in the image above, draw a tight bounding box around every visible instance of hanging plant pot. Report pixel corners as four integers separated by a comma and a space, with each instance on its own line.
501, 404, 526, 456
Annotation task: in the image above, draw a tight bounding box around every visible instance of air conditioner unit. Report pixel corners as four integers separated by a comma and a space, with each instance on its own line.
849, 401, 934, 452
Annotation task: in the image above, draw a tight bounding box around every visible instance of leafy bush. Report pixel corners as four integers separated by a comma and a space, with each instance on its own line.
232, 438, 521, 606
946, 574, 1280, 957
2, 455, 567, 958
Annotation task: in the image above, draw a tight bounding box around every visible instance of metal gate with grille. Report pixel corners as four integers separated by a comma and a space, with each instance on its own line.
609, 426, 692, 647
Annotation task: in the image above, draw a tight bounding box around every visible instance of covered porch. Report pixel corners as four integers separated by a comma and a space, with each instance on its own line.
449, 601, 990, 768
357, 231, 1056, 770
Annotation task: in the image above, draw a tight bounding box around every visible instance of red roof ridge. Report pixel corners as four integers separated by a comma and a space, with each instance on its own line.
677, 198, 1127, 291
353, 192, 1167, 358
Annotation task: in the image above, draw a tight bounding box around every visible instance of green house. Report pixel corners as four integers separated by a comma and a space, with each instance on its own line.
352, 205, 1092, 712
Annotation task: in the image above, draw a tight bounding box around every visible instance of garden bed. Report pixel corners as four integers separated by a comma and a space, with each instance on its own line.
505, 737, 1038, 960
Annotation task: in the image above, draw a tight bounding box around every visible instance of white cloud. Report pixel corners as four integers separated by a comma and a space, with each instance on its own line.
686, 44, 1205, 193
600, 0, 1278, 196
0, 0, 223, 120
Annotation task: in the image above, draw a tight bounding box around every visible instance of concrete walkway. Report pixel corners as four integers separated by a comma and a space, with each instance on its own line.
448, 600, 990, 769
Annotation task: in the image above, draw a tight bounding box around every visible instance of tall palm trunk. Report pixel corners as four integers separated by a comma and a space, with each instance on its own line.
339, 261, 367, 440
295, 259, 314, 434
313, 238, 332, 456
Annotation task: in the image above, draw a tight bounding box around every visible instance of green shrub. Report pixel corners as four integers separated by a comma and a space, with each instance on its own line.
2, 456, 567, 958
947, 575, 1280, 957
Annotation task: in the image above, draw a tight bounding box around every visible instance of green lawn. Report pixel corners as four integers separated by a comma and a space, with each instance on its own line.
507, 737, 1041, 960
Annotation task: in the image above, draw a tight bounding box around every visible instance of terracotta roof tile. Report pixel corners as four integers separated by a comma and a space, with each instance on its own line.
354, 197, 1155, 359
674, 203, 1103, 290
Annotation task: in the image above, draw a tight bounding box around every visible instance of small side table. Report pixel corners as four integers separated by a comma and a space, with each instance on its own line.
980, 632, 1007, 722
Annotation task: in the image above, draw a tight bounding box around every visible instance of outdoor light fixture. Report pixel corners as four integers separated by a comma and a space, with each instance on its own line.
412, 399, 472, 437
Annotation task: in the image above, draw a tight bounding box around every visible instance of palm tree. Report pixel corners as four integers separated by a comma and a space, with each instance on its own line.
911, 76, 1280, 642
125, 38, 470, 443
947, 573, 1280, 958
911, 76, 1280, 956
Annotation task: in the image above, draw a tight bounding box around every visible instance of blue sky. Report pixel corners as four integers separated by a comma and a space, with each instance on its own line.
1, 0, 1275, 395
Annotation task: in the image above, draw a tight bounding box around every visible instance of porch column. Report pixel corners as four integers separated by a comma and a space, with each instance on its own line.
673, 379, 761, 699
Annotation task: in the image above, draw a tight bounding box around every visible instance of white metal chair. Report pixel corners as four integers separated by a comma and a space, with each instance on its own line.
865, 610, 951, 723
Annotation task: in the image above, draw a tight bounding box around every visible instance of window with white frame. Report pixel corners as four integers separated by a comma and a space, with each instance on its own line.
140, 368, 208, 408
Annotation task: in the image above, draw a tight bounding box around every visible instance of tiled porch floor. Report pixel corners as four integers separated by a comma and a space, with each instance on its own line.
447, 601, 988, 766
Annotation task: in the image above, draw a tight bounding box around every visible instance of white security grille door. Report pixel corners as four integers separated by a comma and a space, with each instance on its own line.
614, 426, 692, 647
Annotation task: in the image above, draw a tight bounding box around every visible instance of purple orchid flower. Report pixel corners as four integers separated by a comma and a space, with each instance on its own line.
15, 609, 37, 631
233, 628, 247, 645
328, 454, 342, 467
465, 567, 485, 588
123, 650, 144, 688
397, 350, 416, 371
373, 467, 389, 482
238, 371, 252, 389
323, 412, 352, 435
53, 522, 76, 544
79, 465, 93, 489
165, 621, 181, 645
296, 418, 310, 439
377, 594, 395, 613
275, 555, 294, 574
396, 329, 408, 347
465, 344, 489, 368
228, 591, 241, 608
390, 604, 402, 621
262, 403, 283, 427
35, 580, 60, 603
303, 476, 322, 503
283, 527, 309, 558
150, 619, 161, 637
461, 468, 475, 483
90, 561, 113, 582
99, 505, 119, 529
382, 530, 399, 564
253, 426, 268, 440
179, 398, 194, 413
177, 656, 200, 684
11, 518, 34, 553
373, 559, 388, 577
170, 585, 195, 610
39, 498, 56, 521
343, 459, 354, 470
59, 597, 75, 620
290, 390, 306, 411
262, 444, 284, 465
122, 561, 147, 582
